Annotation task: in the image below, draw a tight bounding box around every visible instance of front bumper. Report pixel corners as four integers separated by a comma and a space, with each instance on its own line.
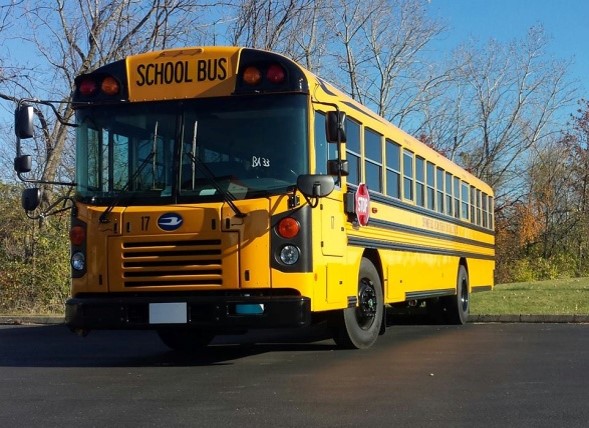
65, 293, 311, 331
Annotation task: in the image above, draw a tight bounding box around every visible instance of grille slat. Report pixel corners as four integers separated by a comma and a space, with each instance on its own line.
121, 238, 223, 287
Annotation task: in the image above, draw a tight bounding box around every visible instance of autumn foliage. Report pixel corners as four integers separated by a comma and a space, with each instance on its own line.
495, 100, 589, 282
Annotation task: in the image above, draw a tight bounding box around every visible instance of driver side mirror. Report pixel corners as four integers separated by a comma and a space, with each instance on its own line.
15, 104, 35, 139
326, 111, 346, 143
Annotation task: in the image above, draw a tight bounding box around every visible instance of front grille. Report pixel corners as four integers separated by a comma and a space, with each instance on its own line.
121, 239, 223, 287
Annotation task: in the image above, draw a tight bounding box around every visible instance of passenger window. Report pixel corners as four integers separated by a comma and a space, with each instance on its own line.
365, 128, 382, 192
416, 157, 425, 207
403, 150, 414, 201
346, 119, 361, 185
386, 140, 401, 198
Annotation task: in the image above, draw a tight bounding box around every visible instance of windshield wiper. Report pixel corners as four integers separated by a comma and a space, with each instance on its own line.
98, 151, 155, 223
185, 120, 245, 218
186, 152, 246, 218
99, 121, 161, 223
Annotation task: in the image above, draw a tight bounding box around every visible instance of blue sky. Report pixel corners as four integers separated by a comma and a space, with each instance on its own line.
427, 0, 588, 95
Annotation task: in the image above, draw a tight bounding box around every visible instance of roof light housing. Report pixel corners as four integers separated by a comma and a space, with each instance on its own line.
75, 73, 123, 100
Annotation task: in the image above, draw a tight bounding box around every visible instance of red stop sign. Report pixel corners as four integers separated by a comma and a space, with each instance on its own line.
355, 183, 370, 226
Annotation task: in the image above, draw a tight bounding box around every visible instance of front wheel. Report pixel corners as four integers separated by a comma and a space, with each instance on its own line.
332, 258, 383, 349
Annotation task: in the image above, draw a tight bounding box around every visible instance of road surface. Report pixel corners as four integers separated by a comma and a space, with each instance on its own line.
1, 322, 587, 427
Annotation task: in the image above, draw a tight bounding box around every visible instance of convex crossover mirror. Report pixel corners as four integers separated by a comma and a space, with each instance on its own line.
297, 174, 335, 198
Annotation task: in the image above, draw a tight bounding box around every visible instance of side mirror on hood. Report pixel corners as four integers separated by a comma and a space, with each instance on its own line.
296, 174, 335, 198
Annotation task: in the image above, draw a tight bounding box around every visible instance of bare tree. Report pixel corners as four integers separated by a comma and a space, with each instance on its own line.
324, 0, 381, 102
360, 0, 446, 123
287, 0, 331, 72
0, 0, 221, 192
323, 0, 446, 125
445, 26, 577, 195
228, 0, 313, 54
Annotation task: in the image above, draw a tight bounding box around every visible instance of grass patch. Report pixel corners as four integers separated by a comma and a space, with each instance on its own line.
471, 277, 589, 315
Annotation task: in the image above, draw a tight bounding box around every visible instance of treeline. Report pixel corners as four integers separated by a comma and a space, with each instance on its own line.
496, 100, 589, 282
0, 0, 586, 312
0, 183, 70, 313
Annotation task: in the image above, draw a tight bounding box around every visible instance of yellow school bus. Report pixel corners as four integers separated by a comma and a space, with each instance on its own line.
14, 46, 494, 349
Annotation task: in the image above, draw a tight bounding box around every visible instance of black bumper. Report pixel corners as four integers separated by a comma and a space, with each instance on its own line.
65, 293, 311, 331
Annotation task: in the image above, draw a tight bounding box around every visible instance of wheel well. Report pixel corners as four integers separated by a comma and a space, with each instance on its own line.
363, 249, 383, 289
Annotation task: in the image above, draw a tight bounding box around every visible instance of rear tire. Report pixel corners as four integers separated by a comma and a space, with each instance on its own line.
332, 258, 383, 349
157, 329, 215, 352
440, 264, 469, 325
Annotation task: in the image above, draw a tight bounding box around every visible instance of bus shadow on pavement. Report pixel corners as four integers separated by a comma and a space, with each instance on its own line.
0, 323, 338, 368
0, 309, 445, 368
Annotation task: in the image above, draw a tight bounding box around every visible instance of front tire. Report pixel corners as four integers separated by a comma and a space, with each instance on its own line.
332, 258, 383, 349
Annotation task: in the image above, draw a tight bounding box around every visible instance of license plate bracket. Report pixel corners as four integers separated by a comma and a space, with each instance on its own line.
149, 302, 188, 324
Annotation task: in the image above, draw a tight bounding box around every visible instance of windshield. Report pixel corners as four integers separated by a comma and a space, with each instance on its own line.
75, 94, 308, 204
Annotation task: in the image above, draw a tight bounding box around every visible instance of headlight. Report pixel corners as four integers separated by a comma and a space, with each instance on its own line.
71, 251, 85, 271
279, 245, 300, 265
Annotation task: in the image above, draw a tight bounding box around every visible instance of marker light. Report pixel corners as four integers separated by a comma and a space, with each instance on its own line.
276, 217, 300, 239
69, 225, 86, 246
101, 76, 120, 95
243, 66, 262, 85
78, 78, 97, 96
266, 64, 286, 84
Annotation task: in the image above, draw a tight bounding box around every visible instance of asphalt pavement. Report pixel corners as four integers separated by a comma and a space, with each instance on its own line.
1, 322, 588, 427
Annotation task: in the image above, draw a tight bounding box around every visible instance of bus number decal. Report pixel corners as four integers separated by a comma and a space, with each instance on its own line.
141, 216, 150, 231
252, 155, 270, 168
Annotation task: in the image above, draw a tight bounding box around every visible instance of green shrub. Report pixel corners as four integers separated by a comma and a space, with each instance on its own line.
0, 183, 70, 314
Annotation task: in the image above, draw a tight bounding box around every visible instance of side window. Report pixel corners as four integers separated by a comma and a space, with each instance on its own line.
83, 127, 100, 191
314, 112, 337, 174
416, 156, 425, 207
426, 161, 435, 210
436, 167, 445, 214
453, 176, 460, 219
461, 182, 470, 220
482, 192, 489, 228
476, 189, 482, 225
386, 139, 401, 198
345, 118, 361, 185
445, 172, 453, 216
365, 128, 383, 192
488, 196, 494, 229
403, 149, 414, 201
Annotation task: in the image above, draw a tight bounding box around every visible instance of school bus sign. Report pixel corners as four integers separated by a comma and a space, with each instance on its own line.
126, 47, 240, 101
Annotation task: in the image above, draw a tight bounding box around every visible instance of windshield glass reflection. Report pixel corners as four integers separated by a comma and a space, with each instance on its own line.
75, 94, 308, 204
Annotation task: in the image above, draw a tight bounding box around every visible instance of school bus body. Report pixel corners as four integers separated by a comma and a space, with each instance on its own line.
46, 46, 494, 348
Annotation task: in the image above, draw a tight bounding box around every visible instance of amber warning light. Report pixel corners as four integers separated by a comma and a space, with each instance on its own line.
242, 63, 286, 86
77, 75, 120, 97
